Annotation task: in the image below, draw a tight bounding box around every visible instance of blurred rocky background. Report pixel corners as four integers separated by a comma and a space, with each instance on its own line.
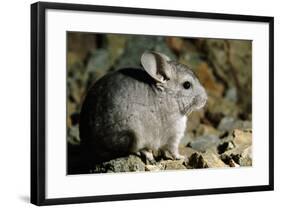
67, 32, 252, 174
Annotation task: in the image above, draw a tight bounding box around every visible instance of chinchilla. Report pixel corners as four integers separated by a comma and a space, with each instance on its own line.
79, 51, 207, 163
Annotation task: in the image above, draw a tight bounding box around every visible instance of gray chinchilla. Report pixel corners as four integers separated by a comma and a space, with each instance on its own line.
79, 51, 207, 163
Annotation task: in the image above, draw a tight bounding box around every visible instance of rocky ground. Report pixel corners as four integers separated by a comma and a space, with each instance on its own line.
67, 33, 252, 174
83, 122, 252, 173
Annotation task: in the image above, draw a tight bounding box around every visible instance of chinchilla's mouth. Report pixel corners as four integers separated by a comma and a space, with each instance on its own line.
195, 99, 207, 110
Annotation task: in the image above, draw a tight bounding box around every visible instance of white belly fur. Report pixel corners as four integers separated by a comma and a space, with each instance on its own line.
174, 116, 187, 141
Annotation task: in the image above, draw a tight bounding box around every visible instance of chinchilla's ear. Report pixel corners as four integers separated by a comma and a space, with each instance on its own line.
141, 51, 172, 83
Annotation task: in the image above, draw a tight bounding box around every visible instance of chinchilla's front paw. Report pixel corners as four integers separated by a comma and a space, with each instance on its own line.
173, 154, 185, 160
161, 149, 185, 160
136, 149, 156, 165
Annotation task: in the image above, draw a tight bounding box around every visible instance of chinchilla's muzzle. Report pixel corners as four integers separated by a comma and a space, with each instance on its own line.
194, 87, 208, 110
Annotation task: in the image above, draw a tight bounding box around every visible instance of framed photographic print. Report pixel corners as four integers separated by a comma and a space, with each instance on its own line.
31, 1, 274, 206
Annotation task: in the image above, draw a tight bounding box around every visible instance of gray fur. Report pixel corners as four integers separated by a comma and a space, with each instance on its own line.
79, 51, 207, 163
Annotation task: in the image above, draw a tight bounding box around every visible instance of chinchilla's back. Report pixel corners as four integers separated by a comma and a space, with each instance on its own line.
79, 68, 156, 157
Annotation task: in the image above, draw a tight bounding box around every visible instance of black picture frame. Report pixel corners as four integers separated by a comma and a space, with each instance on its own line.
31, 1, 274, 206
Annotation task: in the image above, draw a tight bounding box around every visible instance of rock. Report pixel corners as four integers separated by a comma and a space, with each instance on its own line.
178, 41, 205, 70
67, 101, 76, 128
217, 140, 235, 154
230, 160, 240, 167
160, 159, 187, 170
218, 117, 252, 132
179, 146, 198, 158
166, 37, 184, 53
67, 32, 97, 66
87, 138, 249, 173
186, 110, 205, 132
202, 151, 228, 168
188, 153, 207, 168
116, 36, 176, 69
86, 49, 111, 78
221, 146, 252, 166
91, 153, 191, 173
145, 165, 161, 171
188, 150, 228, 169
195, 62, 224, 98
187, 135, 220, 152
198, 39, 252, 116
232, 129, 252, 146
179, 133, 193, 146
220, 154, 240, 167
67, 52, 84, 70
199, 39, 252, 89
93, 155, 145, 173
68, 78, 83, 104
70, 112, 80, 126
220, 129, 252, 166
195, 124, 221, 137
67, 125, 80, 145
206, 96, 241, 126
239, 146, 252, 166
217, 116, 235, 131
225, 87, 238, 103
106, 34, 127, 66
145, 159, 188, 171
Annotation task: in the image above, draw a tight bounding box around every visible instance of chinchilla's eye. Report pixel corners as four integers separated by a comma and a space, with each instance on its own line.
183, 81, 191, 89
